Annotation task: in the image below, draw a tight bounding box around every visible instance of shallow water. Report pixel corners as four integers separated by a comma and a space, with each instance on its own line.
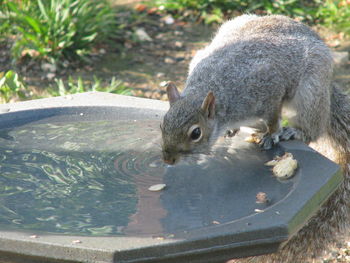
0, 120, 166, 236
0, 118, 293, 237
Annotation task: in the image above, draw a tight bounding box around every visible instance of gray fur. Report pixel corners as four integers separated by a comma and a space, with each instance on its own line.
162, 15, 334, 161
161, 15, 350, 261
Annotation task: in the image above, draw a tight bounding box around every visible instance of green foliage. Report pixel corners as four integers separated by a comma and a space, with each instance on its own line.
48, 76, 131, 97
281, 118, 290, 127
258, 0, 318, 21
6, 0, 116, 63
0, 71, 27, 103
0, 1, 12, 39
155, 0, 320, 24
0, 71, 130, 103
155, 0, 248, 23
317, 0, 350, 35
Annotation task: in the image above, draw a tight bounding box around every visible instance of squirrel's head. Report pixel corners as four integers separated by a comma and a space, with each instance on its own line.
160, 82, 216, 165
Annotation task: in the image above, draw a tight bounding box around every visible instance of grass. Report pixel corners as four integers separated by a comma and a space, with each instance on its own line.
316, 0, 350, 36
2, 0, 349, 67
154, 0, 350, 33
5, 0, 116, 64
0, 0, 349, 104
0, 1, 12, 41
48, 76, 131, 97
0, 70, 27, 103
0, 70, 131, 103
154, 0, 320, 24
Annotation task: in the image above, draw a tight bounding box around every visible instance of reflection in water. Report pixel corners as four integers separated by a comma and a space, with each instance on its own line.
0, 118, 294, 237
0, 120, 165, 236
160, 144, 292, 234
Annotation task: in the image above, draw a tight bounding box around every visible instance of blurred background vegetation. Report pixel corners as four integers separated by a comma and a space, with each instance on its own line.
154, 0, 350, 30
0, 0, 349, 103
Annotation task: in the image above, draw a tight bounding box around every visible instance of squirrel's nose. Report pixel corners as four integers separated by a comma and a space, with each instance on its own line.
164, 158, 176, 165
162, 149, 178, 165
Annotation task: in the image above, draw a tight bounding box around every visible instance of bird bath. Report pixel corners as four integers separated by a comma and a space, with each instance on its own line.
0, 92, 342, 263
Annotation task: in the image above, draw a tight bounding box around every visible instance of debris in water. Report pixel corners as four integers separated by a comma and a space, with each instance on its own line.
256, 192, 268, 204
149, 161, 158, 168
148, 184, 166, 192
244, 133, 261, 144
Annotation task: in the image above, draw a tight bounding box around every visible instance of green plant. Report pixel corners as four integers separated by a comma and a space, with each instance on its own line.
0, 0, 11, 39
258, 0, 318, 21
316, 0, 350, 35
155, 0, 320, 24
0, 70, 27, 103
155, 0, 241, 23
49, 76, 131, 97
7, 0, 116, 63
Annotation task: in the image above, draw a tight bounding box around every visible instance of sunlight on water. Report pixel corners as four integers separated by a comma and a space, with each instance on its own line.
0, 120, 165, 236
0, 116, 294, 237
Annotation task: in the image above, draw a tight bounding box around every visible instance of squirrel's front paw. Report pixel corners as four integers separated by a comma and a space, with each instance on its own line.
278, 127, 301, 141
259, 134, 279, 150
259, 127, 302, 150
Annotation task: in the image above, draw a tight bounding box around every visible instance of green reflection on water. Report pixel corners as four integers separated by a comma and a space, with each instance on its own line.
0, 120, 161, 236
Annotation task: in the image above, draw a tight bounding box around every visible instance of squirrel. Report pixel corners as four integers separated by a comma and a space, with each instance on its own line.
160, 15, 350, 262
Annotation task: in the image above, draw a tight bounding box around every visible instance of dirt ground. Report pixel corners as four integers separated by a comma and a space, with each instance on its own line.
0, 4, 349, 99
1, 2, 350, 262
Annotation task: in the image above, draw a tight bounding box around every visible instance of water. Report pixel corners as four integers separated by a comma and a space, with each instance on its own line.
0, 117, 294, 237
0, 120, 165, 236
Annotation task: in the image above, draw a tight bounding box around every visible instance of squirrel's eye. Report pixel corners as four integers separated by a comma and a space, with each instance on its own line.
188, 124, 202, 142
190, 127, 201, 141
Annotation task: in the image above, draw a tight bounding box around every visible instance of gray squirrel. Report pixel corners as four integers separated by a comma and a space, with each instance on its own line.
161, 15, 350, 262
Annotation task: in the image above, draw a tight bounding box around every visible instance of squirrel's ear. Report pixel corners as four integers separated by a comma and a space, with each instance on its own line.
166, 82, 181, 106
201, 91, 215, 119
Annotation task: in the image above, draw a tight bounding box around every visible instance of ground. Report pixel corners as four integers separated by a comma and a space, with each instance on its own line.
0, 5, 215, 100
0, 5, 349, 100
1, 2, 350, 262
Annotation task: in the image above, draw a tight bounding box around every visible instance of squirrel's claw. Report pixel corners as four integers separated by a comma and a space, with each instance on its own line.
259, 127, 302, 149
278, 127, 300, 141
259, 134, 277, 150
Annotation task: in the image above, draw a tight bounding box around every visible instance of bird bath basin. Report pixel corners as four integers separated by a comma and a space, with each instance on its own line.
0, 92, 342, 263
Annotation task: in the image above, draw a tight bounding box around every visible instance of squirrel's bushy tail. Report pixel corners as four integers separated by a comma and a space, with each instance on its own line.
276, 85, 350, 262
238, 85, 350, 263
328, 83, 350, 165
